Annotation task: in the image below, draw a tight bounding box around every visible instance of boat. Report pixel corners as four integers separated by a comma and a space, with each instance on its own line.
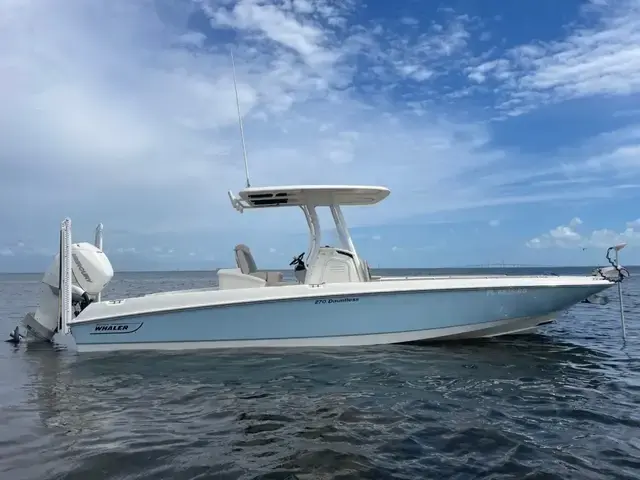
9, 56, 630, 353
10, 184, 630, 353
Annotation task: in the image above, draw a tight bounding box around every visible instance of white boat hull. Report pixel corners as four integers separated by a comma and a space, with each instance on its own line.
16, 199, 627, 354
72, 314, 560, 352
68, 277, 613, 353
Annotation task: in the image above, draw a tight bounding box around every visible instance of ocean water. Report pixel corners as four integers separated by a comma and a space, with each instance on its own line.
0, 268, 639, 480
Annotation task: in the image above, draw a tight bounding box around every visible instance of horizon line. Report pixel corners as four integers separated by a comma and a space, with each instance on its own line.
1, 264, 638, 275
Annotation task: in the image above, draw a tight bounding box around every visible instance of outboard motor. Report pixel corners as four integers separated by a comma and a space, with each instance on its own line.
290, 252, 307, 284
21, 242, 114, 342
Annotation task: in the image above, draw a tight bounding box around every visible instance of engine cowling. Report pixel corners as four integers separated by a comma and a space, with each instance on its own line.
42, 242, 113, 295
22, 242, 114, 342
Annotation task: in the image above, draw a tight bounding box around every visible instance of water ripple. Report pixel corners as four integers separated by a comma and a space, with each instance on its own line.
0, 271, 639, 479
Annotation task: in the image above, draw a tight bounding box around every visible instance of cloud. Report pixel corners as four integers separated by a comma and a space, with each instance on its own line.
1, 0, 640, 271
527, 217, 640, 249
626, 218, 640, 228
488, 219, 500, 227
356, 11, 474, 86
0, 0, 556, 238
462, 0, 640, 118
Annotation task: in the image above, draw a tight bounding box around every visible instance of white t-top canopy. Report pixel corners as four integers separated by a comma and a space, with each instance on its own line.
235, 185, 390, 208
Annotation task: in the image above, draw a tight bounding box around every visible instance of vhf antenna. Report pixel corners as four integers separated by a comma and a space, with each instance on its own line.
230, 49, 251, 188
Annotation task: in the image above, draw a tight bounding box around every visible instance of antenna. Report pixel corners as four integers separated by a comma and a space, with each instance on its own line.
230, 49, 251, 188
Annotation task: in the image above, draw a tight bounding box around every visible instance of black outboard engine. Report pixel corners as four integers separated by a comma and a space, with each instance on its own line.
290, 252, 307, 284
72, 290, 93, 317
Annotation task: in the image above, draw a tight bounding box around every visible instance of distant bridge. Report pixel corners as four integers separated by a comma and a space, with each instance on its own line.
461, 263, 559, 268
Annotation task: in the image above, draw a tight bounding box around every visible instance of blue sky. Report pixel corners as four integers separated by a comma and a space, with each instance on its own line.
1, 0, 640, 272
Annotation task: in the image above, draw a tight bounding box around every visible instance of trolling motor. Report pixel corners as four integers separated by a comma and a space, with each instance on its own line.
589, 243, 630, 342
290, 252, 307, 284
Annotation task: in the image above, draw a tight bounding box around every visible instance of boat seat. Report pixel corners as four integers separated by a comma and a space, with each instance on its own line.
234, 244, 284, 286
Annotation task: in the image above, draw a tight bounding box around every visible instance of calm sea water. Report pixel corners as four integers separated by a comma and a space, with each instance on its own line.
1, 268, 639, 480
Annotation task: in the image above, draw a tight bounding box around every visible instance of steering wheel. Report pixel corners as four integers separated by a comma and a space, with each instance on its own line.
289, 252, 305, 266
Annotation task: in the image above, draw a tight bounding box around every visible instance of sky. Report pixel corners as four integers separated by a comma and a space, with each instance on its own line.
1, 0, 640, 272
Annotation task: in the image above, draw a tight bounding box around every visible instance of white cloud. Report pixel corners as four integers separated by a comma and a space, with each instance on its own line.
0, 0, 559, 237
527, 217, 640, 249
626, 218, 640, 228
464, 0, 640, 118
550, 125, 640, 179
526, 217, 583, 249
588, 228, 640, 249
360, 12, 473, 85
209, 0, 342, 72
526, 237, 542, 249
0, 0, 639, 270
488, 219, 500, 227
